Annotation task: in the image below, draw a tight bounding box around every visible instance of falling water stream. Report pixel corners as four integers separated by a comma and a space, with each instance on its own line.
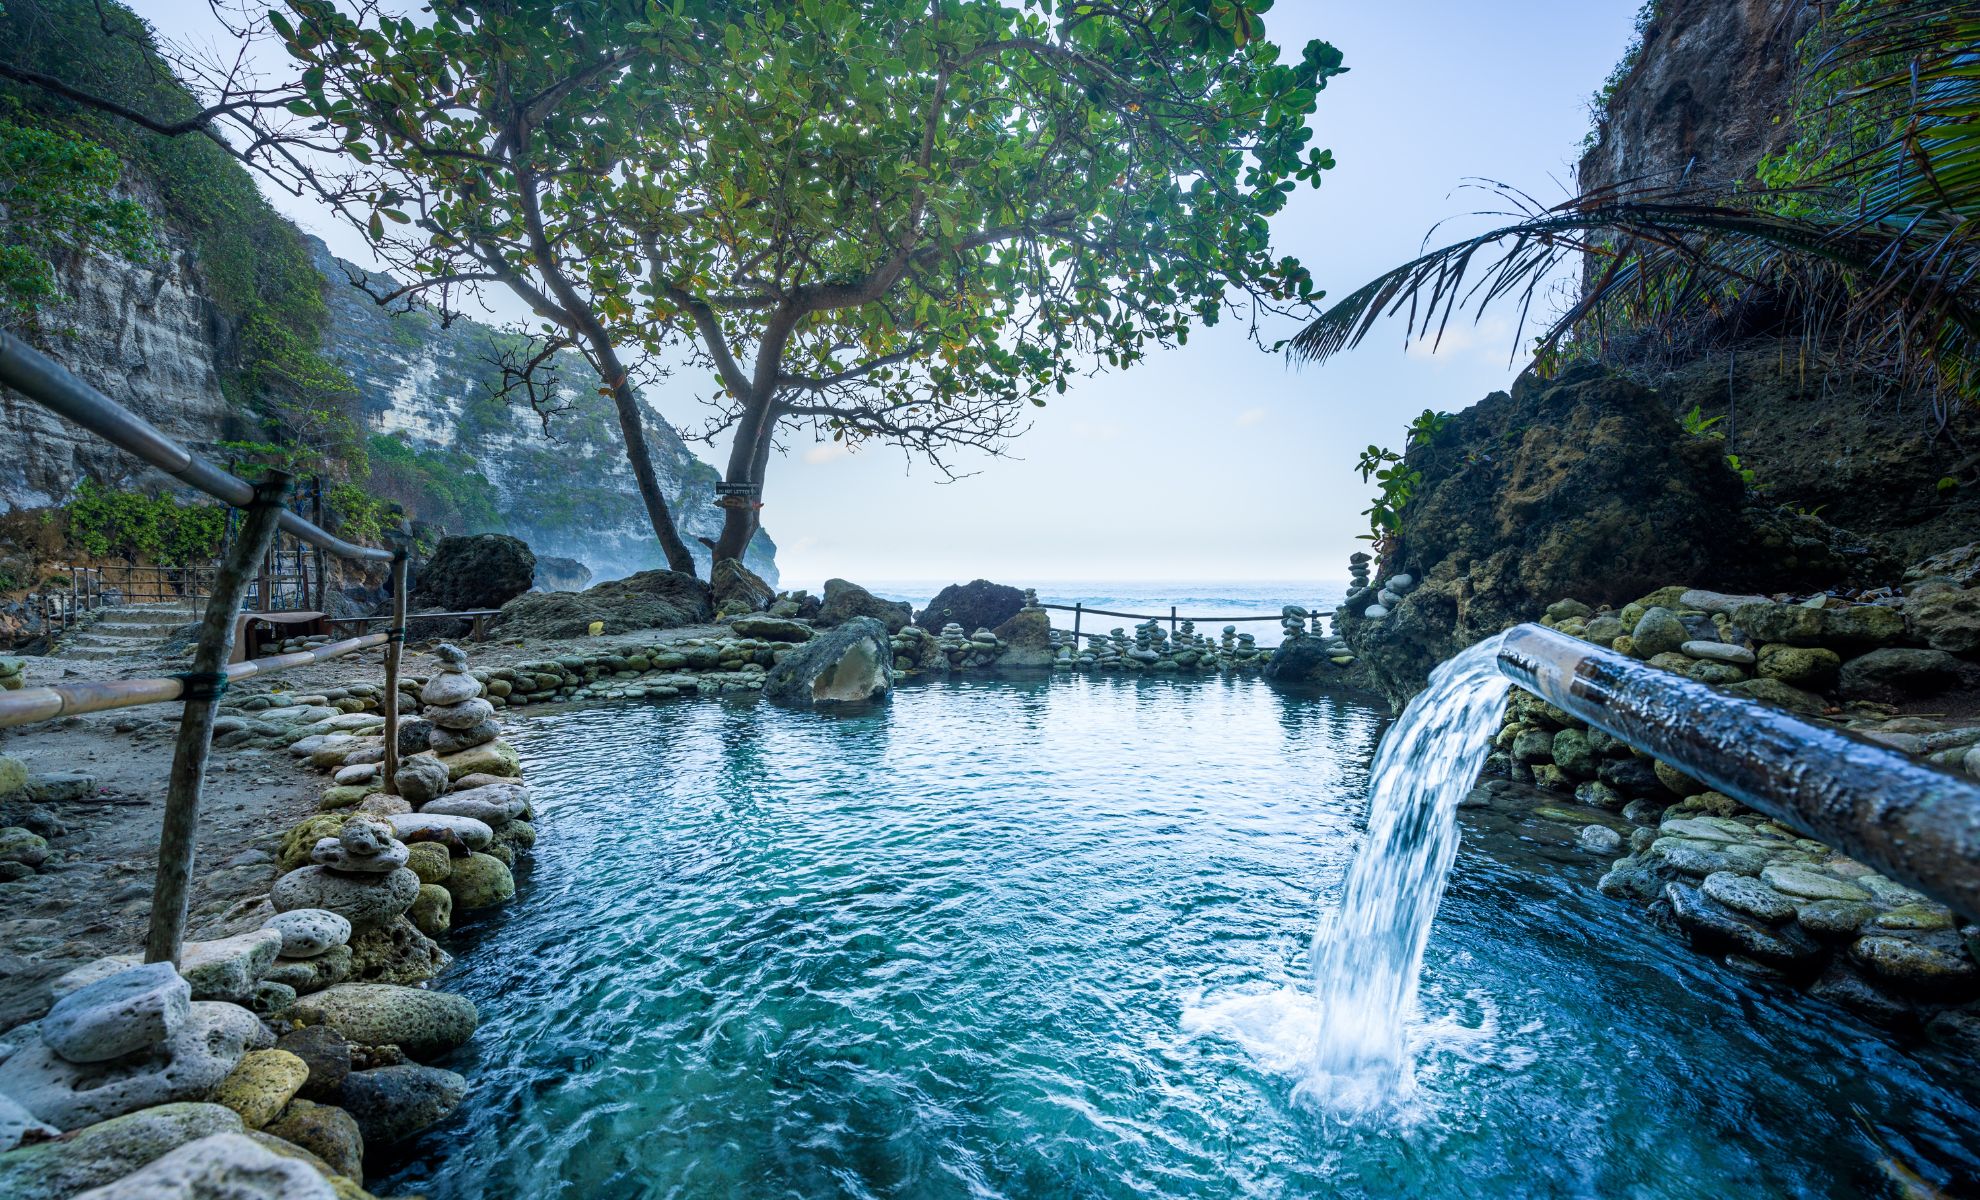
1182, 636, 1513, 1108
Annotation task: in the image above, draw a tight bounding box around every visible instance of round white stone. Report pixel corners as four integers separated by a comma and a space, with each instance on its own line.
262, 908, 352, 959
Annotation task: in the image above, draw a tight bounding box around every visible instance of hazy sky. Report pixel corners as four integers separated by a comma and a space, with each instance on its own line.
133, 0, 1640, 589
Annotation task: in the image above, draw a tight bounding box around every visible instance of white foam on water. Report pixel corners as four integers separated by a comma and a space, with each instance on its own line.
1184, 635, 1515, 1114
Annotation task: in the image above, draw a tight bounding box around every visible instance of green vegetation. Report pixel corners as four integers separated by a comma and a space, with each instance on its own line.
64, 478, 226, 564
258, 0, 1344, 573
0, 0, 361, 470
1356, 409, 1450, 549
1583, 1, 1663, 150
0, 115, 156, 321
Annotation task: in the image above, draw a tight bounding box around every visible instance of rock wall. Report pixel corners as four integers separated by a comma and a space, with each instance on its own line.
0, 203, 240, 508
1578, 0, 1813, 194
1340, 365, 1890, 708
314, 242, 777, 585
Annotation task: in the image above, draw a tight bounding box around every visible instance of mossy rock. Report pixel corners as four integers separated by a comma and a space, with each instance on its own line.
211, 1049, 310, 1130
280, 814, 350, 873
404, 842, 452, 885
437, 740, 521, 782
443, 852, 515, 910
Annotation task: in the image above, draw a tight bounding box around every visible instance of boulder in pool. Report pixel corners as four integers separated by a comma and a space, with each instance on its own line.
914, 579, 1024, 635
763, 617, 892, 706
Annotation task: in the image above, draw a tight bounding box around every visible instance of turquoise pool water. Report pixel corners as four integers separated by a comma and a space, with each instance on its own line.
380, 676, 1980, 1199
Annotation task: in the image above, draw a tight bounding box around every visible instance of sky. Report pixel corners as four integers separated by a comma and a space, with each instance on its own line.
131, 0, 1641, 590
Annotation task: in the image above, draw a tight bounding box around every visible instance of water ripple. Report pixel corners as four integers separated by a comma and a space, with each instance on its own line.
380, 676, 1980, 1200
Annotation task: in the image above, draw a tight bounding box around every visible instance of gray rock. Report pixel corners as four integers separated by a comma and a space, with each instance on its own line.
1631, 607, 1687, 658
260, 911, 350, 960
763, 618, 892, 706
728, 615, 813, 643
1838, 648, 1966, 701
53, 932, 285, 1007
41, 963, 190, 1064
66, 1131, 335, 1199
337, 1063, 467, 1146
392, 754, 451, 806
1678, 589, 1767, 614
0, 1003, 262, 1130
269, 866, 420, 929
420, 782, 527, 828
1701, 871, 1796, 922
1577, 825, 1622, 854
385, 813, 494, 853
1665, 882, 1821, 967
309, 836, 409, 876
419, 671, 482, 707
1761, 864, 1871, 901
285, 984, 476, 1061
1681, 640, 1755, 665
0, 1102, 243, 1199
425, 697, 494, 731
817, 579, 912, 633
0, 1091, 56, 1153
427, 719, 500, 755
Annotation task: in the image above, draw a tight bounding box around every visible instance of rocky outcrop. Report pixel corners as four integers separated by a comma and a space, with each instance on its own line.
817, 579, 911, 633
915, 580, 1025, 635
710, 558, 774, 615
486, 569, 713, 640
532, 556, 592, 593
763, 618, 892, 706
409, 534, 536, 612
1579, 0, 1813, 196
1342, 366, 1887, 707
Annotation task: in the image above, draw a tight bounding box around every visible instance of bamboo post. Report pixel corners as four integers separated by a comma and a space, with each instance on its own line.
381, 537, 409, 796
145, 470, 290, 967
311, 478, 327, 613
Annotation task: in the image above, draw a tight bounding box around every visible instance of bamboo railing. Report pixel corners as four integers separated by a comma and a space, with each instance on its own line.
0, 330, 412, 965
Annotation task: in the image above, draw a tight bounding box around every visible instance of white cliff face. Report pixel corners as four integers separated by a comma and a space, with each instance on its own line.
0, 216, 775, 586
313, 241, 777, 585
0, 227, 235, 508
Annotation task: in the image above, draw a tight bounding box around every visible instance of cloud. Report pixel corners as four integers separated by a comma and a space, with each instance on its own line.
803, 441, 851, 465
1236, 406, 1268, 427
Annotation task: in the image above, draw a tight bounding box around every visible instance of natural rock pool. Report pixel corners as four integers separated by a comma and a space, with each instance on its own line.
379, 677, 1980, 1198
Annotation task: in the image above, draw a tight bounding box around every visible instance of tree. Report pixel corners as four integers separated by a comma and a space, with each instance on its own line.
252, 0, 1343, 569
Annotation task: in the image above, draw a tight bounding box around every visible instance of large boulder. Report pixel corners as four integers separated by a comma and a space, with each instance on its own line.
915, 580, 1025, 635
337, 1064, 466, 1147
817, 579, 912, 633
486, 570, 712, 639
65, 1131, 335, 1199
711, 558, 775, 614
990, 607, 1054, 668
1340, 366, 1888, 708
0, 1003, 263, 1130
763, 618, 893, 706
0, 1103, 244, 1199
409, 534, 537, 612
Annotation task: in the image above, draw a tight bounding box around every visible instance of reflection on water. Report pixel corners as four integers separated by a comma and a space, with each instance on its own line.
380, 675, 1980, 1200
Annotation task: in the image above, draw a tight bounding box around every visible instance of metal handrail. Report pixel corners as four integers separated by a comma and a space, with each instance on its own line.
0, 332, 391, 564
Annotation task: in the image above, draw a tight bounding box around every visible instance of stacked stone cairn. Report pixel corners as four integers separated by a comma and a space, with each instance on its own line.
0, 657, 23, 691
1047, 618, 1276, 674
1477, 581, 1980, 1053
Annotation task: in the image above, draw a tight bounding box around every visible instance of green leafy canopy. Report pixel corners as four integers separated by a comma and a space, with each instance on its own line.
267, 0, 1343, 462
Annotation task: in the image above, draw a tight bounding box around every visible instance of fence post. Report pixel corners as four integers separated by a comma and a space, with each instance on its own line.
1073, 602, 1082, 645
145, 470, 290, 967
311, 478, 327, 613
381, 538, 409, 796
1170, 605, 1178, 635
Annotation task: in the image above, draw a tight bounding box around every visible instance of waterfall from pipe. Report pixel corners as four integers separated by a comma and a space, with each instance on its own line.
1184, 634, 1514, 1110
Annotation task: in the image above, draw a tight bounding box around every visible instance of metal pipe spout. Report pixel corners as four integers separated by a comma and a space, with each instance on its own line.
1497, 622, 1980, 918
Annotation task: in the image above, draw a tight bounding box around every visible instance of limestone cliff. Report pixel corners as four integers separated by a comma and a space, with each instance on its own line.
0, 217, 775, 586
311, 242, 776, 584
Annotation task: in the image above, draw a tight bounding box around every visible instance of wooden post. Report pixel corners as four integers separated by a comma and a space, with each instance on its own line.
381, 539, 409, 796
256, 542, 271, 617
311, 479, 327, 613
146, 471, 290, 967
1170, 605, 1178, 635
1073, 602, 1082, 645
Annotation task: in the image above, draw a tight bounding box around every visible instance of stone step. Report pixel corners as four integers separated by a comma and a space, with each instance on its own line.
67, 633, 168, 650
91, 619, 191, 635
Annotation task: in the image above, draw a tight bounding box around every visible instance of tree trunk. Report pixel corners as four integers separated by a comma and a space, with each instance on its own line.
600, 362, 700, 576
712, 392, 778, 564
